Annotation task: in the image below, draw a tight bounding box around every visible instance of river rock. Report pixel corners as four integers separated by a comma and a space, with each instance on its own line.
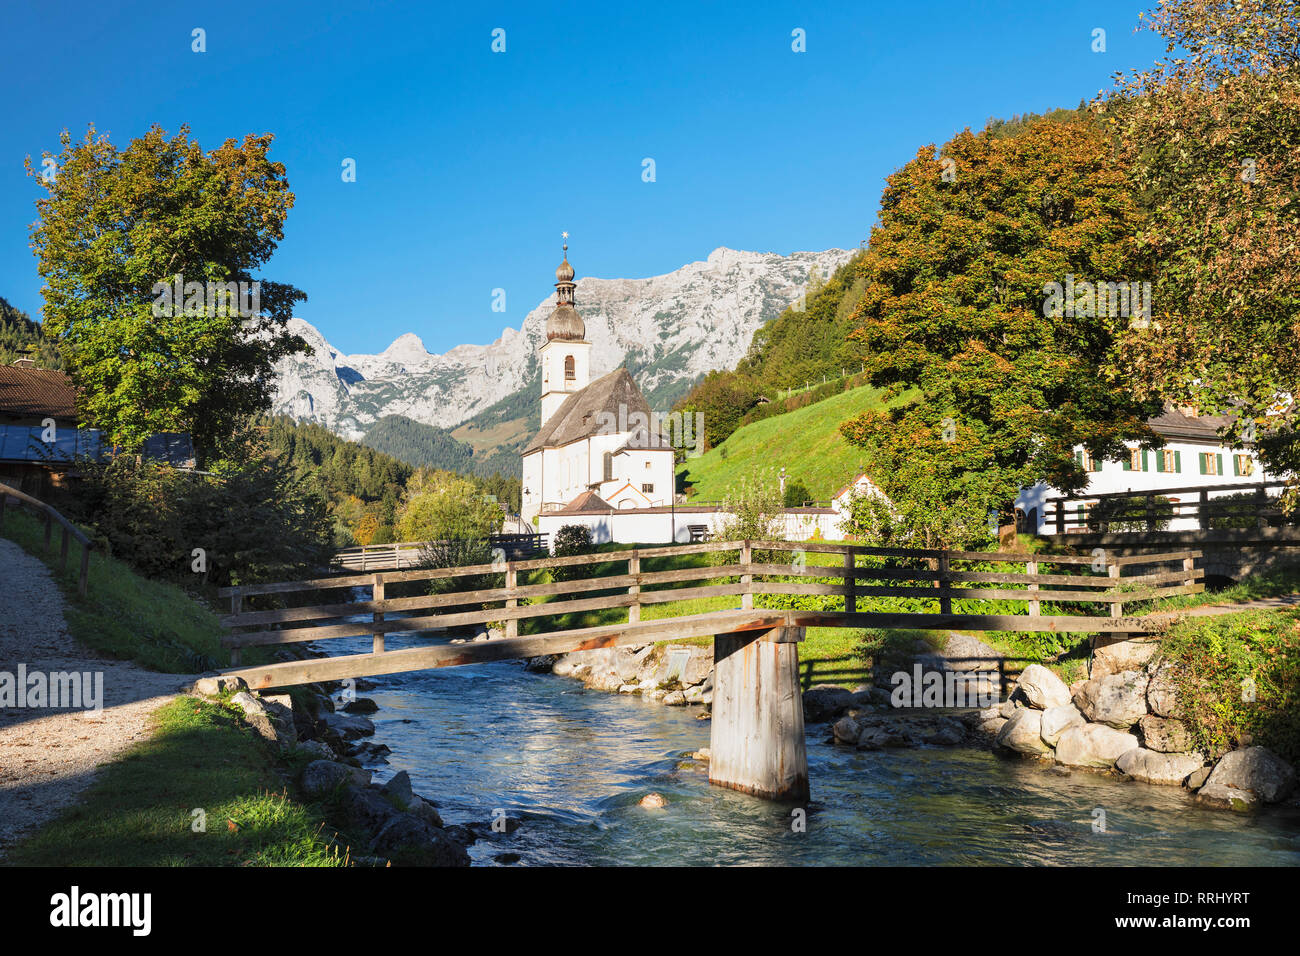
523, 655, 558, 673
321, 711, 376, 740
1039, 703, 1086, 747
802, 685, 856, 723
1115, 748, 1205, 786
346, 786, 401, 833
301, 760, 371, 798
1054, 724, 1139, 769
996, 709, 1051, 756
1145, 660, 1183, 717
370, 814, 470, 867
343, 697, 379, 714
978, 717, 1008, 736
1015, 664, 1072, 710
1092, 637, 1159, 679
1075, 671, 1149, 728
662, 690, 687, 706
380, 770, 414, 809
408, 795, 444, 828
1186, 766, 1212, 790
1139, 715, 1194, 754
923, 718, 965, 746
190, 675, 248, 696
639, 793, 667, 809
997, 699, 1023, 719
832, 716, 860, 744
1197, 747, 1297, 810
295, 739, 336, 761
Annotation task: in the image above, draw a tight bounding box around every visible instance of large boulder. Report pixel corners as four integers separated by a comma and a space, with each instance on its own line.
370, 814, 470, 867
380, 770, 414, 809
1092, 637, 1159, 680
1075, 671, 1149, 728
995, 709, 1051, 756
1015, 664, 1072, 710
1197, 747, 1296, 810
321, 711, 376, 740
301, 760, 371, 798
1115, 748, 1205, 786
1139, 715, 1195, 754
1039, 703, 1086, 747
802, 685, 856, 723
831, 716, 860, 744
1055, 724, 1139, 769
345, 786, 401, 833
1145, 660, 1183, 718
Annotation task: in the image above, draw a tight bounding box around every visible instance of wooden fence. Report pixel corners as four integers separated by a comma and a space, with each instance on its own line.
331, 533, 548, 571
217, 541, 1202, 687
1045, 479, 1292, 534
0, 481, 91, 595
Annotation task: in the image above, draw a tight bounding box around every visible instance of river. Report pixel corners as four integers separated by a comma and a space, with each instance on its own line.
326, 630, 1300, 866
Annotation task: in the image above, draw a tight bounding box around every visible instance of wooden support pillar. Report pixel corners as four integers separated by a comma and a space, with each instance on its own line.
843, 549, 856, 613
627, 553, 640, 624
709, 625, 809, 802
229, 588, 242, 667
1108, 561, 1122, 619
505, 563, 519, 638
372, 574, 386, 654
1026, 558, 1040, 617
740, 541, 753, 610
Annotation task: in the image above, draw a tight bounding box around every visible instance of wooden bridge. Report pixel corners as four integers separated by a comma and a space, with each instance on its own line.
330, 533, 548, 571
216, 541, 1202, 802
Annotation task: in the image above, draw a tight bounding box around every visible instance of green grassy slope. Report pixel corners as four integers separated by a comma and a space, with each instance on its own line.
677, 383, 897, 501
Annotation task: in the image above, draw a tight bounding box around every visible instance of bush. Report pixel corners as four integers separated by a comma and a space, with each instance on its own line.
551, 524, 594, 583
1087, 495, 1174, 532
711, 478, 784, 564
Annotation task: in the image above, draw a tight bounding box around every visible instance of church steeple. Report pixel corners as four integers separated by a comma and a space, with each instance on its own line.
546, 233, 585, 342
540, 232, 591, 424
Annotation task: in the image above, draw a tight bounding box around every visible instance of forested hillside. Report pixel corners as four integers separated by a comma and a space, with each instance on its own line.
363, 414, 475, 474
0, 296, 63, 368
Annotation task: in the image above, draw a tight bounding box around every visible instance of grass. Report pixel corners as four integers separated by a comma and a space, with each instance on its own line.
0, 507, 270, 673
677, 383, 902, 500
6, 696, 348, 866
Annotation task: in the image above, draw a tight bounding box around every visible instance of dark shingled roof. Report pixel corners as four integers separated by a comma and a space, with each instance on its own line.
1146, 404, 1237, 442
0, 365, 78, 420
524, 367, 670, 453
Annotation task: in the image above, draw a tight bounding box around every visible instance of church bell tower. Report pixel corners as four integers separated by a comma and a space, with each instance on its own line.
539, 233, 591, 424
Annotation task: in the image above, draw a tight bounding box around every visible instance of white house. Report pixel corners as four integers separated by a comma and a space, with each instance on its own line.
520, 244, 677, 523
1017, 405, 1275, 533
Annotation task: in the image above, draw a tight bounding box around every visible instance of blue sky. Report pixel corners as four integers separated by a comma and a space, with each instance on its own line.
1, 0, 1168, 356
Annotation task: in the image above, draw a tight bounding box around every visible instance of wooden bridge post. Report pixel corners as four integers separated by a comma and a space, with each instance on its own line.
1026, 558, 1040, 617
372, 574, 385, 654
229, 588, 242, 667
1107, 561, 1122, 619
740, 541, 753, 610
505, 563, 518, 638
843, 549, 856, 613
710, 625, 809, 802
627, 552, 640, 624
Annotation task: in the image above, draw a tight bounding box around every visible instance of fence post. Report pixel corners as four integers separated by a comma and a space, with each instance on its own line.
1026, 558, 1040, 617
1146, 495, 1156, 531
1183, 554, 1196, 591
43, 511, 52, 552
628, 552, 641, 624
938, 551, 952, 616
1108, 561, 1122, 619
59, 525, 69, 571
1199, 489, 1209, 530
506, 561, 519, 638
78, 542, 89, 597
740, 541, 753, 610
229, 588, 242, 667
372, 573, 385, 654
843, 548, 856, 614
1055, 500, 1065, 535
1257, 485, 1268, 530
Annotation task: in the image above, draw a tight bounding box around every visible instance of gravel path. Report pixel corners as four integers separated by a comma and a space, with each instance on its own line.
0, 538, 184, 861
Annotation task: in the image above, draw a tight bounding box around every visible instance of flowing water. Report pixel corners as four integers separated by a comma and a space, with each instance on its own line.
327, 630, 1300, 866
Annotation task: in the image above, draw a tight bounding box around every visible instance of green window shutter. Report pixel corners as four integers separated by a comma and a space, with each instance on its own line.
1199, 453, 1207, 475
1175, 450, 1182, 472
1233, 455, 1241, 476
1075, 450, 1083, 467
1122, 453, 1131, 472
1143, 450, 1150, 472
1156, 452, 1165, 473
1217, 453, 1224, 476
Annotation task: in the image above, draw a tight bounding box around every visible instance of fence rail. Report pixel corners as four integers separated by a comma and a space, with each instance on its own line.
218, 540, 1203, 673
0, 481, 91, 595
1044, 479, 1292, 534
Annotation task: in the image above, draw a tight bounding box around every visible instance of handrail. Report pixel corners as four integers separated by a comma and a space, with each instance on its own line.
0, 481, 92, 595
215, 542, 1203, 665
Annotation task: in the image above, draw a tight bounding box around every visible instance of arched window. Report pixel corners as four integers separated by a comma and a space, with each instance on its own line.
564, 355, 575, 381
603, 451, 614, 482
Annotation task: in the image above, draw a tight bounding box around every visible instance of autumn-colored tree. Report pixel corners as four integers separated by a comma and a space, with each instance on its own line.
840, 119, 1161, 547
26, 125, 308, 461
1099, 0, 1300, 477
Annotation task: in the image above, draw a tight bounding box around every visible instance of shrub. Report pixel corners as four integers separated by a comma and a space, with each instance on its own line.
551, 524, 594, 583
1087, 495, 1174, 532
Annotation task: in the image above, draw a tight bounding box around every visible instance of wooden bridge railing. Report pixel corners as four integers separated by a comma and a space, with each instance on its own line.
1044, 479, 1293, 534
331, 533, 548, 571
0, 481, 91, 595
217, 541, 1203, 674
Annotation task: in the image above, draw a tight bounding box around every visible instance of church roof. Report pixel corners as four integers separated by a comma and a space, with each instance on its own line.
525, 366, 661, 453
550, 490, 616, 515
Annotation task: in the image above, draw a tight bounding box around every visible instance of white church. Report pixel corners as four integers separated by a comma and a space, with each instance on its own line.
520, 243, 677, 525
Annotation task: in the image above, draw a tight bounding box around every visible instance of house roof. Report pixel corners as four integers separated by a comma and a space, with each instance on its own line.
551, 490, 616, 515
1146, 405, 1237, 443
524, 366, 668, 453
0, 365, 78, 420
